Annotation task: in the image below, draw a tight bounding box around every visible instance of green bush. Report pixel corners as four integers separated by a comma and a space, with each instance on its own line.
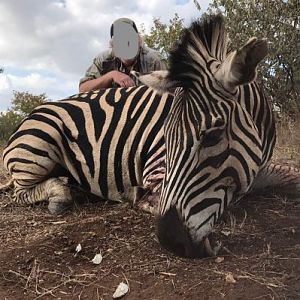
0, 91, 48, 142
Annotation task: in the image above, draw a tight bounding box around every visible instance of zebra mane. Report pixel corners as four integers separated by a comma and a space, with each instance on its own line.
167, 14, 228, 88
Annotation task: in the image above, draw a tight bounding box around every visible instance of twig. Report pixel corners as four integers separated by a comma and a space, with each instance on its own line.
24, 259, 38, 291
238, 271, 286, 288
222, 246, 239, 258
8, 269, 28, 280
239, 210, 248, 228
33, 281, 67, 300
171, 279, 176, 291
122, 272, 130, 293
187, 281, 202, 291
159, 272, 177, 276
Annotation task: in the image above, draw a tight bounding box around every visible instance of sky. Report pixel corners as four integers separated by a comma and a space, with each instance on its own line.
0, 0, 211, 112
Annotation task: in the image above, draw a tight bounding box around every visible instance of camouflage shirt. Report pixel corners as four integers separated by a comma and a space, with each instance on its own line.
79, 46, 167, 86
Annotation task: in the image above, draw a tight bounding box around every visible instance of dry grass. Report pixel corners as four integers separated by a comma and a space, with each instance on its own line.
1, 195, 298, 299
273, 115, 300, 166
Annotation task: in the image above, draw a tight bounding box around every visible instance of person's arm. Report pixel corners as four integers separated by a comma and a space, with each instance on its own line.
79, 72, 114, 93
79, 70, 135, 93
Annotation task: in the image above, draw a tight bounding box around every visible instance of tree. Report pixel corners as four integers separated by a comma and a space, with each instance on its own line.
141, 1, 201, 59
208, 0, 300, 116
0, 91, 48, 141
10, 91, 48, 118
141, 13, 185, 59
0, 110, 23, 141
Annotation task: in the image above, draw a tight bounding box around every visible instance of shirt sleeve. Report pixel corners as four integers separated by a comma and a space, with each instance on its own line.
153, 54, 168, 71
79, 55, 104, 86
148, 49, 168, 71
139, 47, 168, 73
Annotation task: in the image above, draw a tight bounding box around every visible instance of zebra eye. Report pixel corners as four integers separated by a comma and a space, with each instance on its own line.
202, 129, 223, 147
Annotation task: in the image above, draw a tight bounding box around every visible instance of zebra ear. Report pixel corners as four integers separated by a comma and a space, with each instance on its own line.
132, 71, 178, 93
215, 37, 268, 91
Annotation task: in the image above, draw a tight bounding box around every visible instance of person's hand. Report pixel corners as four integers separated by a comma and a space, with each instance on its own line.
111, 71, 135, 88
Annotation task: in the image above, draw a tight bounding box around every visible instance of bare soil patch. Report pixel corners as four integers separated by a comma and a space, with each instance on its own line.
0, 145, 299, 299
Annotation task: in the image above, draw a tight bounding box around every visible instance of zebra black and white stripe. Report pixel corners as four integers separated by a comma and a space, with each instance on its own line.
2, 86, 173, 213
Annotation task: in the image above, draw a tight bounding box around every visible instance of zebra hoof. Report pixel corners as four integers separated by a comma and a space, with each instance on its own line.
48, 200, 72, 214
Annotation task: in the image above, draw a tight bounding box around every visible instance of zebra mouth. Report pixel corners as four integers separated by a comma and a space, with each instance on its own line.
156, 207, 216, 258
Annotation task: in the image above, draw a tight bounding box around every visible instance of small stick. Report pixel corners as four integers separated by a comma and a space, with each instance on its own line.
159, 272, 177, 276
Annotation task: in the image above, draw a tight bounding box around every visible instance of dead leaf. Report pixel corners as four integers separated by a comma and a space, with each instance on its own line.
225, 273, 236, 284
75, 244, 82, 253
92, 253, 103, 265
113, 282, 129, 298
215, 256, 224, 263
221, 230, 231, 236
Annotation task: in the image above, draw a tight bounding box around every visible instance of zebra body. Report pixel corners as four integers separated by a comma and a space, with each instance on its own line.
3, 86, 172, 211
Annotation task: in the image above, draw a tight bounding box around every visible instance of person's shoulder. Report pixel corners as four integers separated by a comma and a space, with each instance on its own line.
94, 49, 114, 63
141, 46, 164, 60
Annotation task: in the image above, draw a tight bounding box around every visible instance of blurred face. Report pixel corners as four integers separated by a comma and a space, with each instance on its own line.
112, 19, 140, 65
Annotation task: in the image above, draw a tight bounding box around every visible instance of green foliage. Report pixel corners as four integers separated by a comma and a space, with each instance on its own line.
0, 91, 48, 141
208, 0, 300, 116
11, 91, 48, 119
0, 110, 23, 141
140, 1, 201, 59
141, 13, 185, 59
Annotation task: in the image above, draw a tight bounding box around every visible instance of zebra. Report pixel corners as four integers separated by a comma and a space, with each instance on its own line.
134, 14, 300, 257
1, 14, 299, 258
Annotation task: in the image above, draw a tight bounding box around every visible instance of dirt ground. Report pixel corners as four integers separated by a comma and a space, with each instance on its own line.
0, 124, 300, 300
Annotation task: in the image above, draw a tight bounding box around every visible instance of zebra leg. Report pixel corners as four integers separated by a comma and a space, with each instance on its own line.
251, 163, 300, 197
13, 178, 73, 214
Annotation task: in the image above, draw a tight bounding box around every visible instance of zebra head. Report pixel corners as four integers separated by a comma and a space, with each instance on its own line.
139, 14, 269, 257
